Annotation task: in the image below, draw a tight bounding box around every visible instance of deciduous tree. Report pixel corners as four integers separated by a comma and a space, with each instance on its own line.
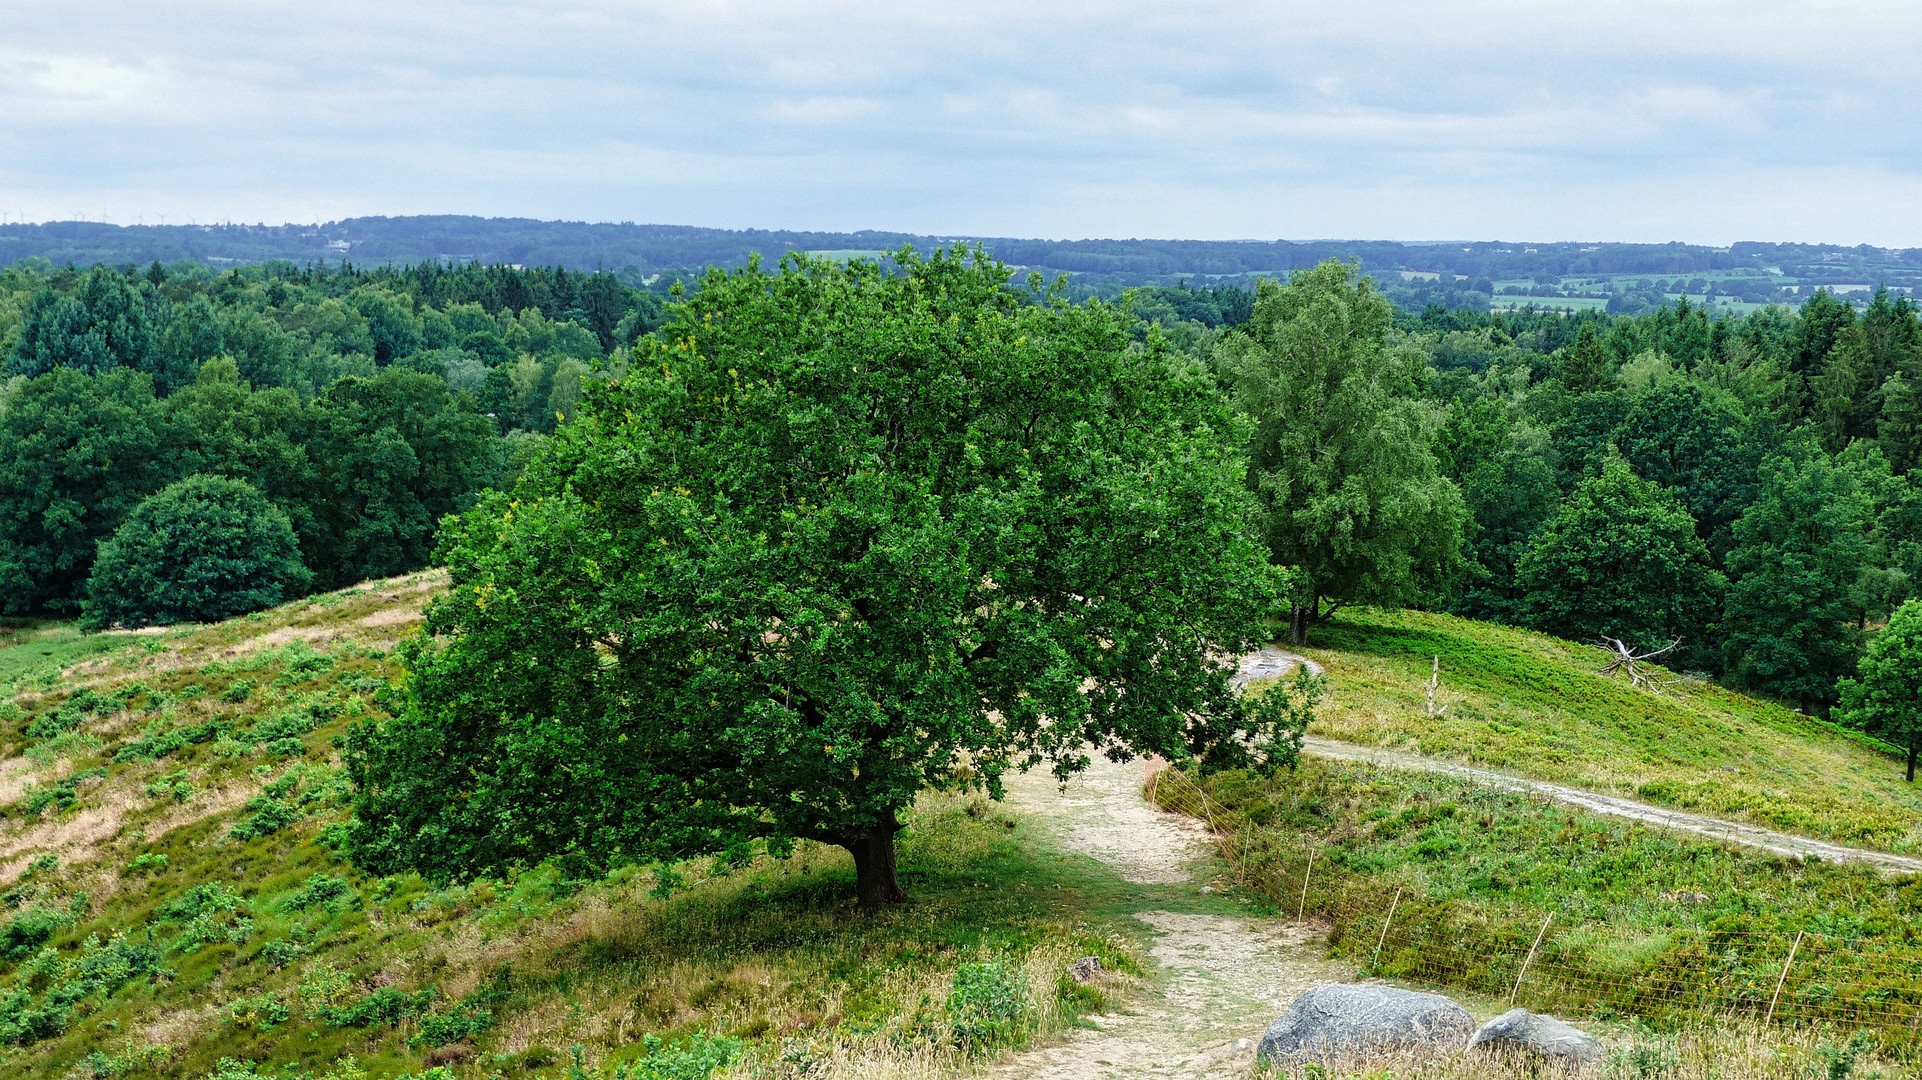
1214, 261, 1466, 646
1838, 597, 1922, 781
345, 250, 1310, 907
82, 474, 310, 628
1515, 455, 1724, 660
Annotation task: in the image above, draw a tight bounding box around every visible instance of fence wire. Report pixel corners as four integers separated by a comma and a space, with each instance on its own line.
1145, 766, 1922, 1042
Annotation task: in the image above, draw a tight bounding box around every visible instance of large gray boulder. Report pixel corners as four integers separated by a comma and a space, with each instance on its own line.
1257, 984, 1476, 1063
1469, 1008, 1602, 1068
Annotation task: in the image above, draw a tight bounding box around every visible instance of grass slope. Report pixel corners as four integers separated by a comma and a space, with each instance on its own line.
0, 575, 1136, 1080
1166, 756, 1922, 1048
1294, 608, 1922, 852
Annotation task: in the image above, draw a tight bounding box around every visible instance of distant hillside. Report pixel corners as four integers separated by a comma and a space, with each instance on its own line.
3, 217, 1920, 309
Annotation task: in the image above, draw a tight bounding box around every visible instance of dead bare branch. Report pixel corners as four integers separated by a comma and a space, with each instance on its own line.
1597, 636, 1685, 693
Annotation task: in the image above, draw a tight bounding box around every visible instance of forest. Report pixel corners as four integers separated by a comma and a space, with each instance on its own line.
2, 251, 1919, 718
0, 258, 664, 615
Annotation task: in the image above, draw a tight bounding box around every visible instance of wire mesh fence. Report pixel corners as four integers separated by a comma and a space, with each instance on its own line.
1145, 765, 1922, 1043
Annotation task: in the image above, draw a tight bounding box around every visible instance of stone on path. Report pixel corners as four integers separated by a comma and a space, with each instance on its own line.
1468, 1008, 1602, 1068
1067, 956, 1102, 983
1256, 984, 1476, 1063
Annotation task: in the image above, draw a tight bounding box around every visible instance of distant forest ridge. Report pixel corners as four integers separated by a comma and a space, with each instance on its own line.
3, 215, 1920, 314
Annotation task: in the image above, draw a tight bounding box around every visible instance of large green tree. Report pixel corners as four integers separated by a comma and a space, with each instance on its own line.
1515, 455, 1725, 659
1616, 380, 1770, 563
1214, 261, 1466, 645
1837, 597, 1922, 781
0, 368, 176, 612
304, 367, 502, 589
346, 250, 1309, 907
1721, 445, 1871, 711
82, 474, 310, 629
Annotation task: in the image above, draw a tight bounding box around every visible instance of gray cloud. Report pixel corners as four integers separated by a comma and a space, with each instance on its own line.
2, 1, 1920, 242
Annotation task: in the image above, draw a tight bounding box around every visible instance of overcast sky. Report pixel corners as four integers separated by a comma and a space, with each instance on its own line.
2, 1, 1920, 244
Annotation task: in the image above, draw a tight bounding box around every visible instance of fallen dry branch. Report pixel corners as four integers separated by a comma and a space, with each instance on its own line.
1597, 636, 1684, 693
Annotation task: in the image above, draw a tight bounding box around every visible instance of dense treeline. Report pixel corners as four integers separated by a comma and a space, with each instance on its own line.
0, 259, 666, 616
7, 250, 1921, 718
1150, 277, 1922, 713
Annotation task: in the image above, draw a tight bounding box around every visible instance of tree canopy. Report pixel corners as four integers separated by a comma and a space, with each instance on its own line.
1838, 597, 1922, 781
1214, 261, 1466, 645
1515, 455, 1726, 658
82, 474, 310, 629
345, 250, 1311, 907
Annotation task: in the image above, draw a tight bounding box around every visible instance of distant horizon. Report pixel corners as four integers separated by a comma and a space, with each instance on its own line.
2, 215, 1918, 253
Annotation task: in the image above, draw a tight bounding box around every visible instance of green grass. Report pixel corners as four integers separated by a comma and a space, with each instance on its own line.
1168, 757, 1922, 1043
0, 574, 1140, 1080
1292, 608, 1922, 851
0, 620, 154, 694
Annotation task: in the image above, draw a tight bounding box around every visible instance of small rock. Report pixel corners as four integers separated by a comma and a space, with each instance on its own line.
1257, 984, 1476, 1063
1067, 956, 1102, 983
1469, 1008, 1602, 1068
1660, 889, 1710, 905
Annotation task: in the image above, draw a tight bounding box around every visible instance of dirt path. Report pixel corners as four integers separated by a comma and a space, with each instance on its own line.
1241, 648, 1922, 875
994, 757, 1351, 1080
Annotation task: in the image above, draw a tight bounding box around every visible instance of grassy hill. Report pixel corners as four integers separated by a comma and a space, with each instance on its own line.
0, 576, 1132, 1080
1289, 608, 1922, 852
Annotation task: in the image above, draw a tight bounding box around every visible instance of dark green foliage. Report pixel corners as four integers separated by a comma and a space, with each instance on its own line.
0, 258, 636, 616
1723, 446, 1871, 708
280, 873, 354, 913
82, 474, 311, 629
227, 773, 316, 841
1556, 322, 1613, 393
411, 1004, 494, 1047
1439, 398, 1558, 621
6, 268, 155, 379
0, 368, 175, 612
301, 368, 503, 588
1838, 598, 1922, 779
0, 905, 73, 961
316, 986, 437, 1028
598, 1034, 741, 1080
1516, 456, 1725, 658
1214, 260, 1467, 645
1615, 380, 1769, 560
24, 768, 107, 816
25, 687, 126, 739
348, 248, 1307, 907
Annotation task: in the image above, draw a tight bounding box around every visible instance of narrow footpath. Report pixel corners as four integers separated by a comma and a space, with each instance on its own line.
1235, 647, 1922, 875
991, 756, 1351, 1080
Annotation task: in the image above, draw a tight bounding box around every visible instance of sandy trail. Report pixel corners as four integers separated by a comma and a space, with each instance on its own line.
994, 757, 1350, 1080
1240, 648, 1922, 875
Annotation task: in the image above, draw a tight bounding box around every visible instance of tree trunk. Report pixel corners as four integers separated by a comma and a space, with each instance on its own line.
1289, 603, 1311, 648
844, 830, 907, 907
1908, 740, 1917, 783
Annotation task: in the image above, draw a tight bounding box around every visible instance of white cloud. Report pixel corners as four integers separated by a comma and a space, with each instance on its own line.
0, 1, 1919, 241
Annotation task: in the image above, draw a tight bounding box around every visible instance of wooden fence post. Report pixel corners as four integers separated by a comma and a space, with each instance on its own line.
1510, 912, 1555, 1005
1371, 887, 1403, 971
1766, 931, 1805, 1026
1298, 849, 1317, 923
